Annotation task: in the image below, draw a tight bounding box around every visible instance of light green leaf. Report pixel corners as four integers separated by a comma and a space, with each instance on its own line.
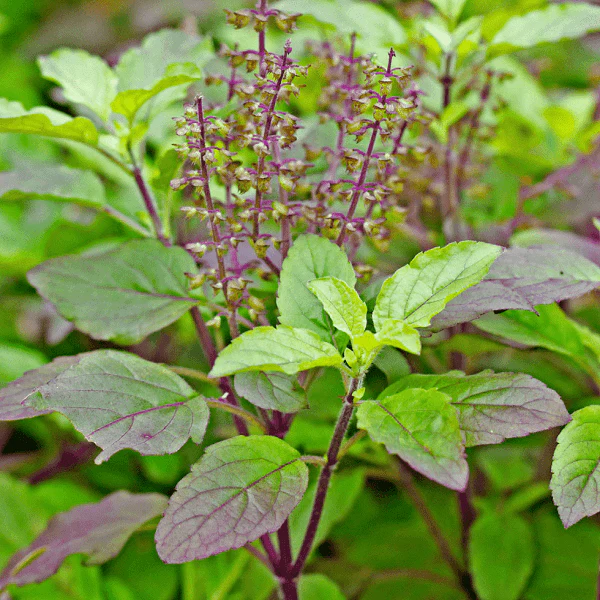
0, 99, 98, 145
38, 49, 118, 122
469, 512, 534, 600
27, 240, 201, 345
0, 165, 104, 208
298, 574, 346, 600
428, 0, 467, 22
381, 370, 570, 446
26, 350, 209, 464
115, 29, 212, 91
490, 3, 600, 56
209, 326, 342, 378
111, 69, 201, 125
308, 276, 366, 339
551, 406, 600, 527
278, 235, 356, 340
0, 343, 46, 387
357, 388, 468, 490
234, 371, 307, 413
155, 436, 309, 562
373, 319, 422, 354
373, 241, 502, 329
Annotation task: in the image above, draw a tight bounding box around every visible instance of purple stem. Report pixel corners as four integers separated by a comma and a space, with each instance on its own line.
132, 165, 170, 246
290, 377, 359, 578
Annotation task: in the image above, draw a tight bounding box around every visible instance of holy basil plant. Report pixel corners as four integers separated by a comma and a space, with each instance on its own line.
1, 1, 600, 599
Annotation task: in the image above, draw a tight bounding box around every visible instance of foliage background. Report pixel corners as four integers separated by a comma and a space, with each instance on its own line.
0, 1, 600, 599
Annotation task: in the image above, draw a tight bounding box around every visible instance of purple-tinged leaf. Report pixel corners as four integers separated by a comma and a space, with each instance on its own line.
0, 491, 167, 589
234, 371, 307, 413
551, 406, 600, 527
0, 355, 82, 421
381, 371, 571, 446
511, 228, 600, 266
25, 350, 209, 463
356, 388, 468, 490
431, 246, 600, 329
155, 435, 309, 562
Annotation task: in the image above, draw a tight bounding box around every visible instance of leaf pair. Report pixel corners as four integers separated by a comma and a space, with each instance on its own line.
211, 236, 503, 378
0, 350, 209, 464
357, 371, 570, 490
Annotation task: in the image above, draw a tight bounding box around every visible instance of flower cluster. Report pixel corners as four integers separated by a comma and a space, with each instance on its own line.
171, 0, 425, 332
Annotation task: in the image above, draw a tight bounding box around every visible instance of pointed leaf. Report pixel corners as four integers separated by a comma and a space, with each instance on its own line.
357, 388, 468, 490
374, 319, 421, 354
155, 436, 308, 562
27, 239, 201, 344
0, 491, 167, 589
308, 276, 366, 338
0, 355, 81, 422
429, 0, 467, 21
234, 371, 307, 412
209, 326, 342, 378
25, 350, 208, 463
277, 235, 356, 340
0, 165, 104, 208
381, 371, 570, 446
469, 512, 534, 600
373, 241, 502, 330
111, 70, 201, 124
511, 229, 600, 266
38, 49, 118, 121
433, 246, 600, 329
0, 100, 98, 145
551, 406, 600, 527
490, 4, 600, 56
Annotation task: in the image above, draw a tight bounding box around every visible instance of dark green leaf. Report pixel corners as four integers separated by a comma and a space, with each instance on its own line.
469, 512, 534, 600
234, 371, 307, 412
27, 240, 201, 344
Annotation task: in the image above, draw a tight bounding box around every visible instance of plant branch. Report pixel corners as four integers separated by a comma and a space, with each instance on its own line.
205, 399, 266, 432
290, 376, 360, 577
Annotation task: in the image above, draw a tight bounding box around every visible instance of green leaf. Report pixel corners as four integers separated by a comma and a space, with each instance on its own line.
155, 436, 309, 562
111, 69, 201, 125
298, 574, 346, 600
373, 241, 502, 330
428, 0, 468, 22
469, 512, 534, 600
210, 326, 343, 378
490, 4, 600, 56
357, 388, 468, 490
234, 371, 307, 412
373, 319, 422, 354
278, 234, 356, 341
274, 0, 406, 45
114, 29, 211, 91
25, 350, 209, 463
0, 343, 46, 387
0, 165, 104, 208
551, 406, 600, 527
27, 240, 201, 345
38, 49, 118, 122
0, 99, 98, 145
381, 371, 570, 446
308, 276, 366, 339
290, 469, 365, 555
